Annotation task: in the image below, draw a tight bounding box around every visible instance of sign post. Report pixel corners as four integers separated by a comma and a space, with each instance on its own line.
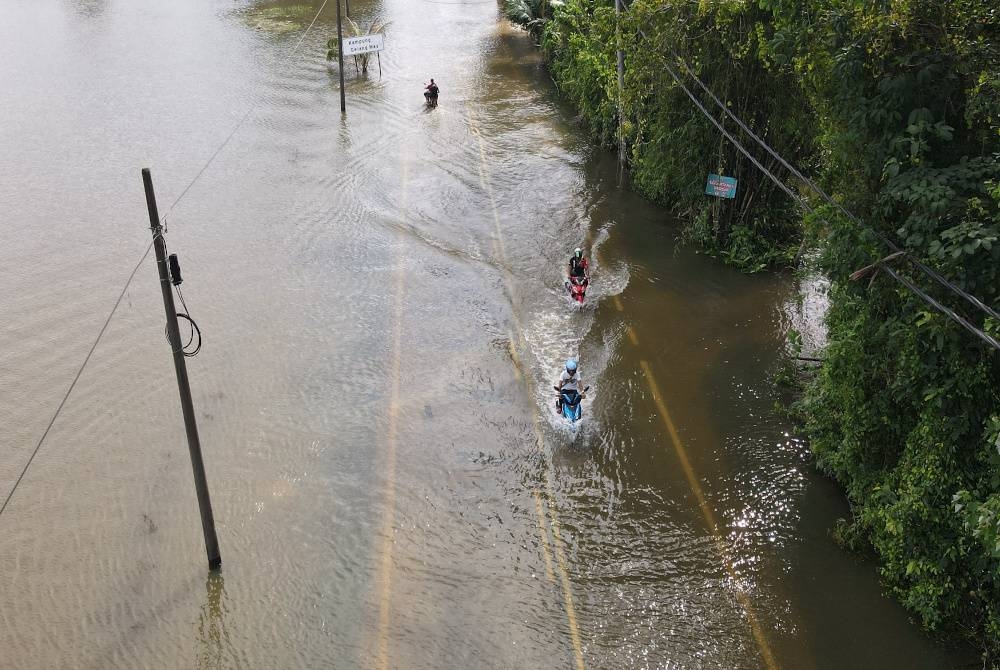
342, 34, 384, 79
342, 34, 385, 57
336, 0, 345, 113
705, 174, 738, 199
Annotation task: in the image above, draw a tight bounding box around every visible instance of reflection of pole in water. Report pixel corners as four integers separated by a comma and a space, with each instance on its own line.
196, 573, 245, 669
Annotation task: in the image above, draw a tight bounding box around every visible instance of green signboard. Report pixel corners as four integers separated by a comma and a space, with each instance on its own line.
705, 174, 738, 199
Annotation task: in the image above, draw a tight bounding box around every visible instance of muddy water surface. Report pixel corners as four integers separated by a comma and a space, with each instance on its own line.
0, 1, 974, 668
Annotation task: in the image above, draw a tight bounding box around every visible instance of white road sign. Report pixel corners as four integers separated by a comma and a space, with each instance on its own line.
343, 34, 384, 56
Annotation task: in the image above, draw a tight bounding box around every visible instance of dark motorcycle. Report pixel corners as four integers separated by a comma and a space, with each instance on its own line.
424, 83, 439, 106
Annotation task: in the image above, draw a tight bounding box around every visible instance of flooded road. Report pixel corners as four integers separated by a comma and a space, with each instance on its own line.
0, 1, 974, 668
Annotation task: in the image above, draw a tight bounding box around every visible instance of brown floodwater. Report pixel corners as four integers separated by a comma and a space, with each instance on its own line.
0, 1, 976, 668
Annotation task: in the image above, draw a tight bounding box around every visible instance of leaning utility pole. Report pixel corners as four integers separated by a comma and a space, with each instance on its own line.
141, 168, 222, 571
336, 0, 346, 113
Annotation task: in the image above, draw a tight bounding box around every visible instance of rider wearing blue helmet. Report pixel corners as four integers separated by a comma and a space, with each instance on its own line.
555, 358, 585, 413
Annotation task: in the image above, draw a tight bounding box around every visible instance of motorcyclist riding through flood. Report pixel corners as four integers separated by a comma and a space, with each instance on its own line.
568, 247, 589, 284
424, 78, 439, 104
565, 247, 590, 303
555, 358, 586, 415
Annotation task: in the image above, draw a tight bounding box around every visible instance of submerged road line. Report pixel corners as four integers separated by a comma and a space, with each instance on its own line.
373, 162, 408, 670
511, 326, 586, 670
495, 241, 587, 669
470, 107, 586, 670
594, 246, 779, 668
533, 491, 557, 584
638, 361, 779, 670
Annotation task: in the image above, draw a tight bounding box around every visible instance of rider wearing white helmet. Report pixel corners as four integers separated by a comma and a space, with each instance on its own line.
555, 358, 585, 412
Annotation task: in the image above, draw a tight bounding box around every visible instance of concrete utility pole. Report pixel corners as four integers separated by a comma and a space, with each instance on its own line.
615, 0, 626, 168
141, 168, 222, 571
337, 0, 346, 113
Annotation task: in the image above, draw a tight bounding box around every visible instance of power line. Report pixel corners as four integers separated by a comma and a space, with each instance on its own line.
0, 0, 331, 519
623, 16, 999, 350
624, 0, 1000, 328
660, 42, 1000, 324
0, 246, 155, 517
653, 55, 1000, 352
884, 265, 1000, 350
163, 0, 330, 217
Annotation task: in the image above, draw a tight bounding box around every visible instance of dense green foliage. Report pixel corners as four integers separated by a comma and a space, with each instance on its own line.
521, 0, 818, 270
509, 0, 1000, 660
792, 2, 1000, 660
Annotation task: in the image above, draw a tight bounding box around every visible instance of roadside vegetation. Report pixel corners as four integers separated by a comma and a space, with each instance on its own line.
506, 0, 1000, 662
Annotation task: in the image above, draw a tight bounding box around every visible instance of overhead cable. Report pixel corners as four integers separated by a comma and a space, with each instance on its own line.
883, 265, 1000, 350
164, 0, 330, 217
627, 16, 998, 350
0, 246, 155, 518
655, 55, 1000, 352
661, 43, 1000, 323
0, 0, 331, 519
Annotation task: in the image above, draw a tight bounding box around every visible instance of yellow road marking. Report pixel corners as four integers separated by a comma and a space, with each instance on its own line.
544, 476, 586, 670
533, 491, 557, 584
583, 170, 778, 670
639, 360, 778, 670
469, 106, 586, 670
372, 63, 775, 670
508, 330, 523, 382
507, 318, 586, 670
374, 162, 408, 670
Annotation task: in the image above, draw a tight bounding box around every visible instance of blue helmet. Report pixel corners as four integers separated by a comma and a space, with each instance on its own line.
565, 358, 578, 372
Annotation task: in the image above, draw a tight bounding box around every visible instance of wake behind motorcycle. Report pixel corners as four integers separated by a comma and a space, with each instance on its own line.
564, 276, 588, 304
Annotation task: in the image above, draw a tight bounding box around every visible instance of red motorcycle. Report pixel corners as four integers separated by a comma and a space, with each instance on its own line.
565, 275, 588, 304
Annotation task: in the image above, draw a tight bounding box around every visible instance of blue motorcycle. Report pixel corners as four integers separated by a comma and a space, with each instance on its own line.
554, 385, 590, 423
